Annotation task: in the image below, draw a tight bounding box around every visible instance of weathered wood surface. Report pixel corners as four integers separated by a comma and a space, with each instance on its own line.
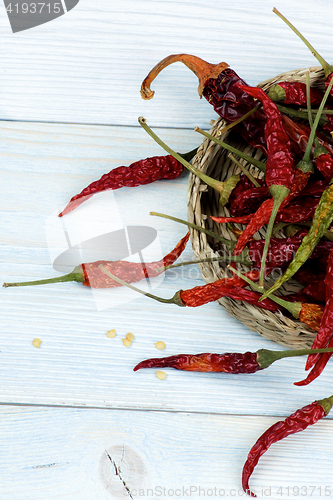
1, 0, 333, 127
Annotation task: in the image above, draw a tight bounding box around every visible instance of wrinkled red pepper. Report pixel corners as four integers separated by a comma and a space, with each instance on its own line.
58, 150, 197, 217
140, 54, 268, 154
295, 248, 333, 385
268, 81, 325, 106
3, 233, 190, 289
242, 395, 333, 497
134, 348, 333, 374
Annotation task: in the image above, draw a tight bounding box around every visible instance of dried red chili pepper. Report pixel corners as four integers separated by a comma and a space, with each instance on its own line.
242, 395, 333, 497
140, 54, 268, 154
58, 149, 197, 217
228, 176, 269, 217
268, 81, 325, 106
261, 79, 333, 301
281, 114, 333, 159
296, 249, 333, 383
213, 196, 319, 225
133, 348, 333, 373
3, 234, 190, 289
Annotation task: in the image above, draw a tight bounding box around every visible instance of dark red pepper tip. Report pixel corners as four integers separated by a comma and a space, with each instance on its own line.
140, 54, 229, 99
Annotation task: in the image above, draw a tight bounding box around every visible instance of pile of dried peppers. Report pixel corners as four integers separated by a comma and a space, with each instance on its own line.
5, 7, 333, 496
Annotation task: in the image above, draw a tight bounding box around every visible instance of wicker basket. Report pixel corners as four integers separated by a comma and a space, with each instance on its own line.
187, 66, 326, 349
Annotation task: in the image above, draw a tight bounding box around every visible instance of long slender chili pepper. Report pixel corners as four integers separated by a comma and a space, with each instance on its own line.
295, 249, 333, 384
58, 150, 197, 217
281, 114, 333, 158
3, 234, 190, 289
268, 81, 325, 106
237, 84, 300, 286
213, 196, 319, 225
138, 117, 240, 206
133, 348, 333, 373
242, 395, 333, 497
140, 54, 268, 154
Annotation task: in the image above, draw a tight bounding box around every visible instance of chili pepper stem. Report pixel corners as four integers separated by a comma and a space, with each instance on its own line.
273, 8, 333, 78
138, 117, 227, 197
306, 72, 328, 159
258, 185, 290, 288
217, 104, 262, 136
3, 266, 84, 287
156, 253, 253, 273
149, 211, 236, 251
98, 265, 185, 307
227, 265, 302, 319
194, 127, 266, 172
228, 154, 260, 187
318, 395, 333, 415
297, 77, 333, 173
256, 347, 333, 369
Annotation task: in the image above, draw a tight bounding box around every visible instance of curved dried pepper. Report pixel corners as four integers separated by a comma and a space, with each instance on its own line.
140, 54, 268, 153
133, 348, 333, 374
295, 249, 333, 384
58, 150, 197, 217
268, 81, 325, 106
3, 234, 190, 289
242, 395, 333, 497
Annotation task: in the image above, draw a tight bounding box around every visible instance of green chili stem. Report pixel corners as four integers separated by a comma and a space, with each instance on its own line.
276, 104, 330, 124
3, 266, 84, 287
138, 117, 224, 194
194, 127, 266, 172
306, 72, 314, 129
217, 104, 262, 136
299, 74, 333, 165
318, 395, 333, 415
149, 211, 236, 251
156, 253, 253, 273
273, 8, 333, 78
98, 265, 184, 306
258, 185, 290, 288
227, 265, 302, 318
257, 348, 333, 369
228, 154, 260, 187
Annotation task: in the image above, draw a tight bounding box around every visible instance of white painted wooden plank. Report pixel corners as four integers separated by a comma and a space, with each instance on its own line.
0, 0, 333, 126
1, 405, 333, 500
2, 121, 333, 415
